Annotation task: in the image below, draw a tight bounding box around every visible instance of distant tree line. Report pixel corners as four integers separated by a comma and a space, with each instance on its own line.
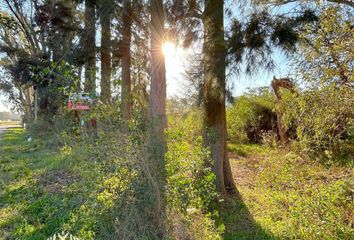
0, 111, 20, 121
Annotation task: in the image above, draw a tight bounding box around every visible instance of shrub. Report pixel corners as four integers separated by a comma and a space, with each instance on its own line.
52, 104, 223, 239
227, 88, 277, 144
257, 152, 353, 239
282, 85, 353, 161
166, 129, 223, 239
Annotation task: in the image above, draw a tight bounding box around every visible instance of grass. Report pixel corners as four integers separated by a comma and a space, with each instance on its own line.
0, 128, 115, 239
1, 129, 353, 239
0, 121, 20, 126
224, 144, 354, 239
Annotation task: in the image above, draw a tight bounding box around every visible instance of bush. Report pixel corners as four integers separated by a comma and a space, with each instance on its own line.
257, 152, 353, 239
40, 103, 223, 239
227, 88, 277, 144
167, 98, 203, 139
282, 85, 353, 161
27, 110, 80, 147
166, 129, 223, 239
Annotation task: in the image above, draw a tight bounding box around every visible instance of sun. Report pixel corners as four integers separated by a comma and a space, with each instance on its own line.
162, 42, 176, 58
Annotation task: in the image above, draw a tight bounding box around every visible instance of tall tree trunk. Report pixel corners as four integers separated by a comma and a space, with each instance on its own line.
100, 0, 111, 103
150, 0, 167, 137
121, 0, 132, 120
223, 123, 237, 193
84, 0, 96, 94
148, 0, 166, 236
203, 0, 236, 196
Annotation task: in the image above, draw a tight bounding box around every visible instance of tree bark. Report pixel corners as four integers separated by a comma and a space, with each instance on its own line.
223, 122, 237, 193
150, 0, 167, 137
148, 0, 167, 236
276, 113, 287, 146
203, 0, 236, 196
100, 0, 112, 103
84, 0, 96, 94
271, 77, 295, 146
121, 0, 132, 120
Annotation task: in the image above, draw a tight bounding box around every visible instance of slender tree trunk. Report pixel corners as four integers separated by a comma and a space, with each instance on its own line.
84, 0, 96, 94
121, 0, 132, 120
223, 122, 237, 193
203, 0, 236, 196
100, 0, 111, 103
148, 0, 167, 236
77, 65, 83, 91
24, 83, 33, 119
18, 84, 31, 124
150, 0, 167, 137
271, 77, 295, 146
276, 112, 287, 146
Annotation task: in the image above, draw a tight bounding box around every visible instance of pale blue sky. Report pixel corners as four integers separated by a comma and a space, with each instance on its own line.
0, 95, 8, 111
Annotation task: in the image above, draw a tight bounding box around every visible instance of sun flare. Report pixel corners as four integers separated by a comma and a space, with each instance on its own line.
162, 42, 176, 58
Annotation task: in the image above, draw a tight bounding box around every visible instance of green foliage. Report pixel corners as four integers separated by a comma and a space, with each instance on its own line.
227, 7, 318, 74
32, 61, 80, 116
27, 111, 81, 146
282, 84, 353, 161
1, 106, 225, 239
226, 144, 353, 239
227, 88, 277, 144
257, 151, 354, 239
166, 129, 223, 239
275, 6, 354, 161
166, 129, 217, 210
167, 99, 203, 139
295, 6, 353, 86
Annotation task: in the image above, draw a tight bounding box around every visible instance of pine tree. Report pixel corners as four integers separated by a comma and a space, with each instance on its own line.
121, 0, 132, 119
84, 0, 96, 94
99, 0, 112, 103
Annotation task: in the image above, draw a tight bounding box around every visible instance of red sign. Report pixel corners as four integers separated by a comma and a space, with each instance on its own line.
68, 100, 91, 110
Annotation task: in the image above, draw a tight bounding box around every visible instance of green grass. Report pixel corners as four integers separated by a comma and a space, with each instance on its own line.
1, 129, 353, 239
0, 128, 114, 239
227, 143, 272, 157
224, 144, 354, 239
0, 121, 20, 126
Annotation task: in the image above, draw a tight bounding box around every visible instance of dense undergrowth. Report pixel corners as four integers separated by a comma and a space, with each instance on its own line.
1, 127, 353, 239
225, 144, 353, 239
0, 123, 222, 239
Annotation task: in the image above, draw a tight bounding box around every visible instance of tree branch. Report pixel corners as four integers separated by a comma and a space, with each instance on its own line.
4, 0, 38, 54
328, 0, 354, 8
256, 0, 354, 8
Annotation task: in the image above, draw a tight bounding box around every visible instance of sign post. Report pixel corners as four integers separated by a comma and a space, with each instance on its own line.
68, 93, 96, 132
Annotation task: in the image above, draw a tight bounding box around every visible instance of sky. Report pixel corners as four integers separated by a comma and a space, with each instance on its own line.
0, 95, 9, 112
164, 45, 291, 99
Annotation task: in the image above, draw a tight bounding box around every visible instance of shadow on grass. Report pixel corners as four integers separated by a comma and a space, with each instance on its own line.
215, 189, 274, 240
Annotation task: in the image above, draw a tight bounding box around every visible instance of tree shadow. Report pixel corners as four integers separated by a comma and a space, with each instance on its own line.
215, 189, 275, 240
